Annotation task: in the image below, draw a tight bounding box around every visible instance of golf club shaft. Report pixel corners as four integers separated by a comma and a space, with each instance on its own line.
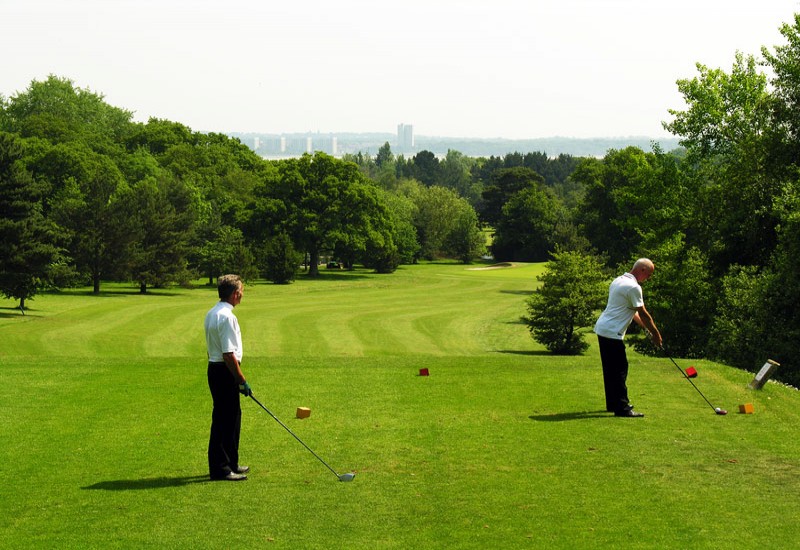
249, 394, 341, 479
664, 352, 718, 412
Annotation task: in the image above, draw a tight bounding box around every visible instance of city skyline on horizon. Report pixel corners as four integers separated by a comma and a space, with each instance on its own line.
5, 1, 794, 141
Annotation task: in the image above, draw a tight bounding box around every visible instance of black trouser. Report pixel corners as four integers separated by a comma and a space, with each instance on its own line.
207, 361, 242, 478
598, 336, 632, 414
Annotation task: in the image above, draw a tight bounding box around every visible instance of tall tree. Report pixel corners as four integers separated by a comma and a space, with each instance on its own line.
573, 146, 685, 266
762, 13, 800, 169
0, 133, 65, 311
127, 176, 197, 293
664, 53, 776, 272
48, 146, 138, 293
375, 142, 394, 167
0, 75, 133, 155
410, 150, 440, 186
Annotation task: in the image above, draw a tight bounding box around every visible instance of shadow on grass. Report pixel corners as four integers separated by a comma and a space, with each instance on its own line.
497, 349, 551, 356
67, 290, 185, 298
82, 474, 210, 491
0, 307, 29, 318
296, 270, 373, 282
499, 289, 534, 296
529, 410, 611, 421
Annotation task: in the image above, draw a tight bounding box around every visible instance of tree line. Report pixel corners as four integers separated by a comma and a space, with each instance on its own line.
0, 75, 579, 304
3, 13, 800, 385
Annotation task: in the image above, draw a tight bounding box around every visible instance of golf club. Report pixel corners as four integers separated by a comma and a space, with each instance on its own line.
662, 348, 727, 415
249, 394, 356, 482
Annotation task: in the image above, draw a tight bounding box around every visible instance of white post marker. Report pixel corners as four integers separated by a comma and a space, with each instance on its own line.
748, 359, 780, 390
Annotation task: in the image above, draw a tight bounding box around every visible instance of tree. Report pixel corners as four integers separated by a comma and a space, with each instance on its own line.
634, 234, 716, 357
257, 152, 393, 276
443, 200, 486, 264
380, 189, 420, 264
1, 76, 142, 293
127, 176, 197, 293
573, 146, 686, 267
479, 166, 543, 227
375, 142, 394, 167
405, 184, 460, 260
761, 14, 800, 168
491, 184, 561, 262
707, 265, 769, 373
410, 150, 440, 186
48, 147, 138, 293
261, 232, 302, 284
440, 149, 480, 205
0, 133, 65, 311
197, 224, 258, 284
525, 250, 608, 354
0, 75, 133, 159
664, 54, 777, 272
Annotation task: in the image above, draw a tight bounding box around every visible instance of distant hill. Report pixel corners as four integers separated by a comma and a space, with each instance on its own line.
414, 135, 681, 158
229, 132, 681, 159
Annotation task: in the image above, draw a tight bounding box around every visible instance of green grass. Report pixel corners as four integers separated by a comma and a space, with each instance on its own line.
1, 262, 799, 549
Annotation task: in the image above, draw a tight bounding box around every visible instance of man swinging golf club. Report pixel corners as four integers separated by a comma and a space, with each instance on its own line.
595, 259, 662, 417
204, 274, 252, 480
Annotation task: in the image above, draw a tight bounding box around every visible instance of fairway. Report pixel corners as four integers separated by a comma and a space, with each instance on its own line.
1, 262, 799, 549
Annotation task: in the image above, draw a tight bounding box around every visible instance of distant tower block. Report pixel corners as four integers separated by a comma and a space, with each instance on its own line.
306, 137, 312, 154
280, 136, 286, 153
331, 136, 338, 156
397, 123, 414, 151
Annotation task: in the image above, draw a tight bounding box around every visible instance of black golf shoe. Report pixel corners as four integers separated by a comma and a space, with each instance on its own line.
614, 410, 645, 418
211, 472, 247, 481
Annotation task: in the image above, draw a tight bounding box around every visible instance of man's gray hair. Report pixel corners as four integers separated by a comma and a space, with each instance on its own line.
217, 274, 242, 300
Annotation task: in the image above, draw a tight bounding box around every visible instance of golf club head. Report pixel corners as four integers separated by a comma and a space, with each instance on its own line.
338, 473, 356, 482
715, 407, 728, 415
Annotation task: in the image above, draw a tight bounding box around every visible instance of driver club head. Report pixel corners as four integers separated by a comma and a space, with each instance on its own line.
715, 407, 728, 415
338, 473, 356, 482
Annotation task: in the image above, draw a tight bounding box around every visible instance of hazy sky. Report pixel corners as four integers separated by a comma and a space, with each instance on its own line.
2, 0, 798, 139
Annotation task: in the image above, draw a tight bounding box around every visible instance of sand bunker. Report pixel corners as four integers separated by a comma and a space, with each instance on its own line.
467, 262, 517, 271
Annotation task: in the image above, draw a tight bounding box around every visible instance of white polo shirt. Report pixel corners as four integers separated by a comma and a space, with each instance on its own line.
204, 301, 243, 362
594, 272, 644, 340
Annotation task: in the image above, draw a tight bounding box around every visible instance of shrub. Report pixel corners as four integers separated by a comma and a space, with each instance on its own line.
525, 249, 607, 354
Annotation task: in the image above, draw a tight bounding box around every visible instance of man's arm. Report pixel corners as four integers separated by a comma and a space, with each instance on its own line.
223, 352, 246, 384
633, 305, 662, 348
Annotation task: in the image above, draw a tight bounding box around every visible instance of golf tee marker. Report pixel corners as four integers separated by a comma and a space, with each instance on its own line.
739, 403, 754, 414
419, 368, 429, 376
296, 407, 311, 419
748, 359, 780, 390
686, 366, 698, 378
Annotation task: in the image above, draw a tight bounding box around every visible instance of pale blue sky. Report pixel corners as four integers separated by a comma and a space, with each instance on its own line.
1, 0, 797, 139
